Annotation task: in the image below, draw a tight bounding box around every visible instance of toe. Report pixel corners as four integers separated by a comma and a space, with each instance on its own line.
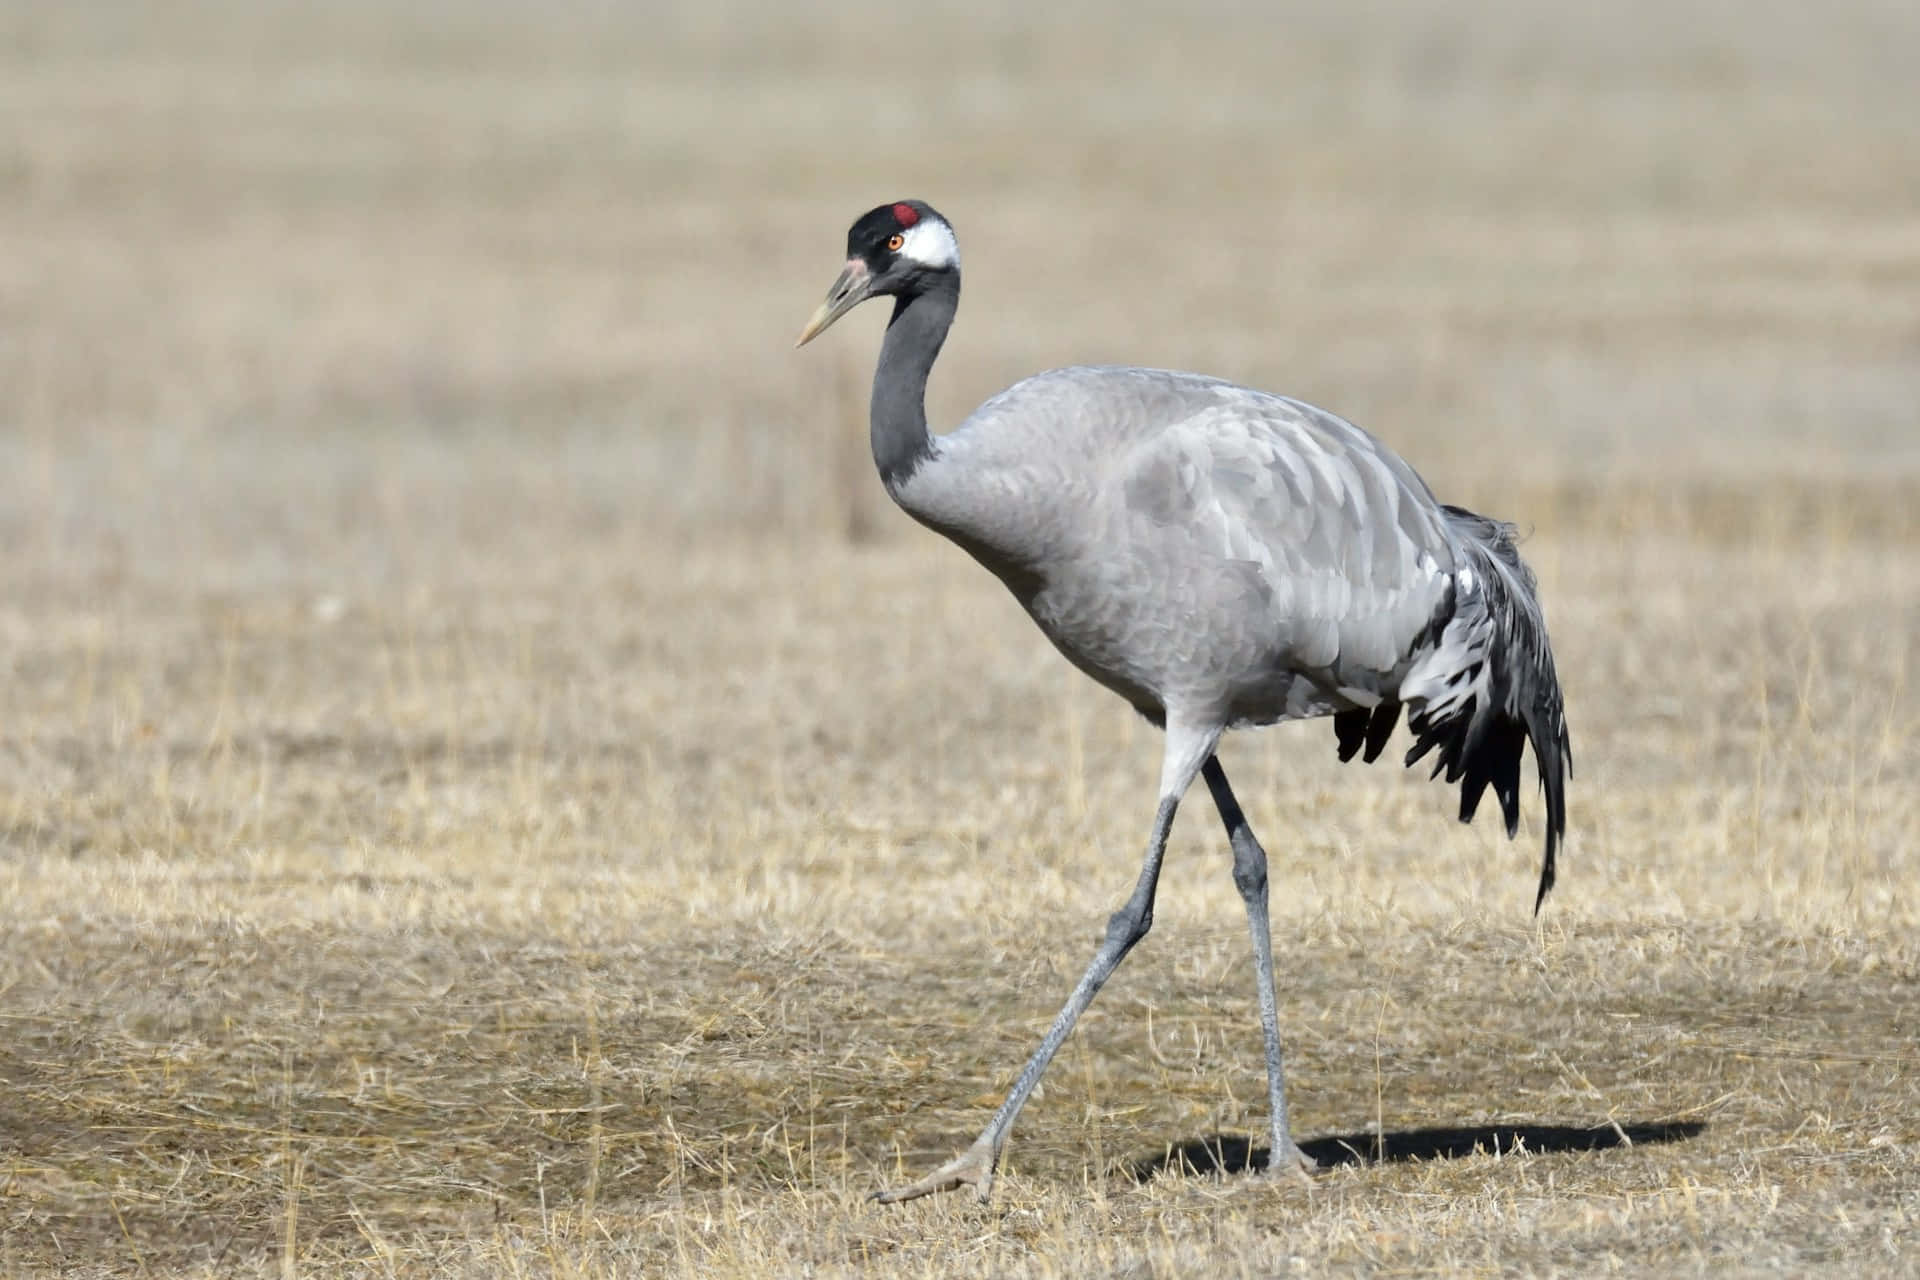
1265, 1141, 1319, 1181
873, 1141, 998, 1205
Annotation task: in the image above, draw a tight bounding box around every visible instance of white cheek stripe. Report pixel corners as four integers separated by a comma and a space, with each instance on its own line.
899, 219, 960, 268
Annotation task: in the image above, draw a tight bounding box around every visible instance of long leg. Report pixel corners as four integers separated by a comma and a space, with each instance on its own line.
873, 720, 1221, 1204
1200, 754, 1316, 1177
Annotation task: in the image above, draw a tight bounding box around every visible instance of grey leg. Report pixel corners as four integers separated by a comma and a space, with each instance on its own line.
1201, 754, 1316, 1178
873, 721, 1220, 1205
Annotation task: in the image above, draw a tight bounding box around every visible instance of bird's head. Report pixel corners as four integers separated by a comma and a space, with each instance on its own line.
796, 200, 959, 347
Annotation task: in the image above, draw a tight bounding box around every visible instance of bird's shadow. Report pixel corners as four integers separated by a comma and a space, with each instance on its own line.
1129, 1120, 1706, 1182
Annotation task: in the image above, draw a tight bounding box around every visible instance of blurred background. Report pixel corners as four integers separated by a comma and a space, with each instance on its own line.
5, 0, 1916, 585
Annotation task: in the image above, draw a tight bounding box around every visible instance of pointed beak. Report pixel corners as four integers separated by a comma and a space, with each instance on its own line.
795, 258, 872, 347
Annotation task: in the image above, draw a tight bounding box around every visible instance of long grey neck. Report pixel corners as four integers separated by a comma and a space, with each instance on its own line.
870, 272, 959, 491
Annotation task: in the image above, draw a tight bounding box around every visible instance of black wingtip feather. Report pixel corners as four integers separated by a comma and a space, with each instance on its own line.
1530, 705, 1570, 915
1333, 709, 1367, 763
1412, 697, 1566, 913
1335, 704, 1403, 766
1361, 702, 1400, 762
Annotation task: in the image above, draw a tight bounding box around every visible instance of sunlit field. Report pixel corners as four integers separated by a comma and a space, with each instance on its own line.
2, 1, 1917, 1273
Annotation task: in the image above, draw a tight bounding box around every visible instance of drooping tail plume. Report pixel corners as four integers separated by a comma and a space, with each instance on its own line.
1339, 505, 1571, 910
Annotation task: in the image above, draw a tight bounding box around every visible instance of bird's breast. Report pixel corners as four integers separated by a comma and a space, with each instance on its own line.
1019, 537, 1293, 719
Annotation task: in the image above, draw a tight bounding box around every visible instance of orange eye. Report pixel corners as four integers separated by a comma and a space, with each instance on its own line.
887, 233, 905, 251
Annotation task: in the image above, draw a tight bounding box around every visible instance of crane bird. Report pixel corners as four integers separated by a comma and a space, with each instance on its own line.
796, 200, 1570, 1205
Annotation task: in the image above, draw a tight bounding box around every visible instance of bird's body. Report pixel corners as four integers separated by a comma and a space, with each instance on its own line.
798, 200, 1570, 1205
900, 365, 1461, 728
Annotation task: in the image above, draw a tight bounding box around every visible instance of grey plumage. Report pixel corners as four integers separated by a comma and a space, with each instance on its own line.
798, 200, 1572, 1205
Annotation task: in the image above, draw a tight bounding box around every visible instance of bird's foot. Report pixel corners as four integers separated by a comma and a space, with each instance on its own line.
1262, 1139, 1319, 1183
872, 1136, 1001, 1205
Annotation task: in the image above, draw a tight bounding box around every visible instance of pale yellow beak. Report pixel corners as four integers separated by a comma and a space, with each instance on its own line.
795, 258, 872, 347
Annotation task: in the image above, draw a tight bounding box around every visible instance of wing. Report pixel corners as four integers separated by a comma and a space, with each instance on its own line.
907, 366, 1463, 714
1110, 379, 1459, 694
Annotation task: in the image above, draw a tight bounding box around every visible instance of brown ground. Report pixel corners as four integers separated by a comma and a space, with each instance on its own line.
2, 1, 1917, 1274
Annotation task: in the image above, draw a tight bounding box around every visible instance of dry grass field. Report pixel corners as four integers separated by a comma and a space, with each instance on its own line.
3, 1, 1918, 1274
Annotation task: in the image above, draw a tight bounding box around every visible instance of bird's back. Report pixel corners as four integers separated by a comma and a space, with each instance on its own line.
898, 366, 1467, 725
